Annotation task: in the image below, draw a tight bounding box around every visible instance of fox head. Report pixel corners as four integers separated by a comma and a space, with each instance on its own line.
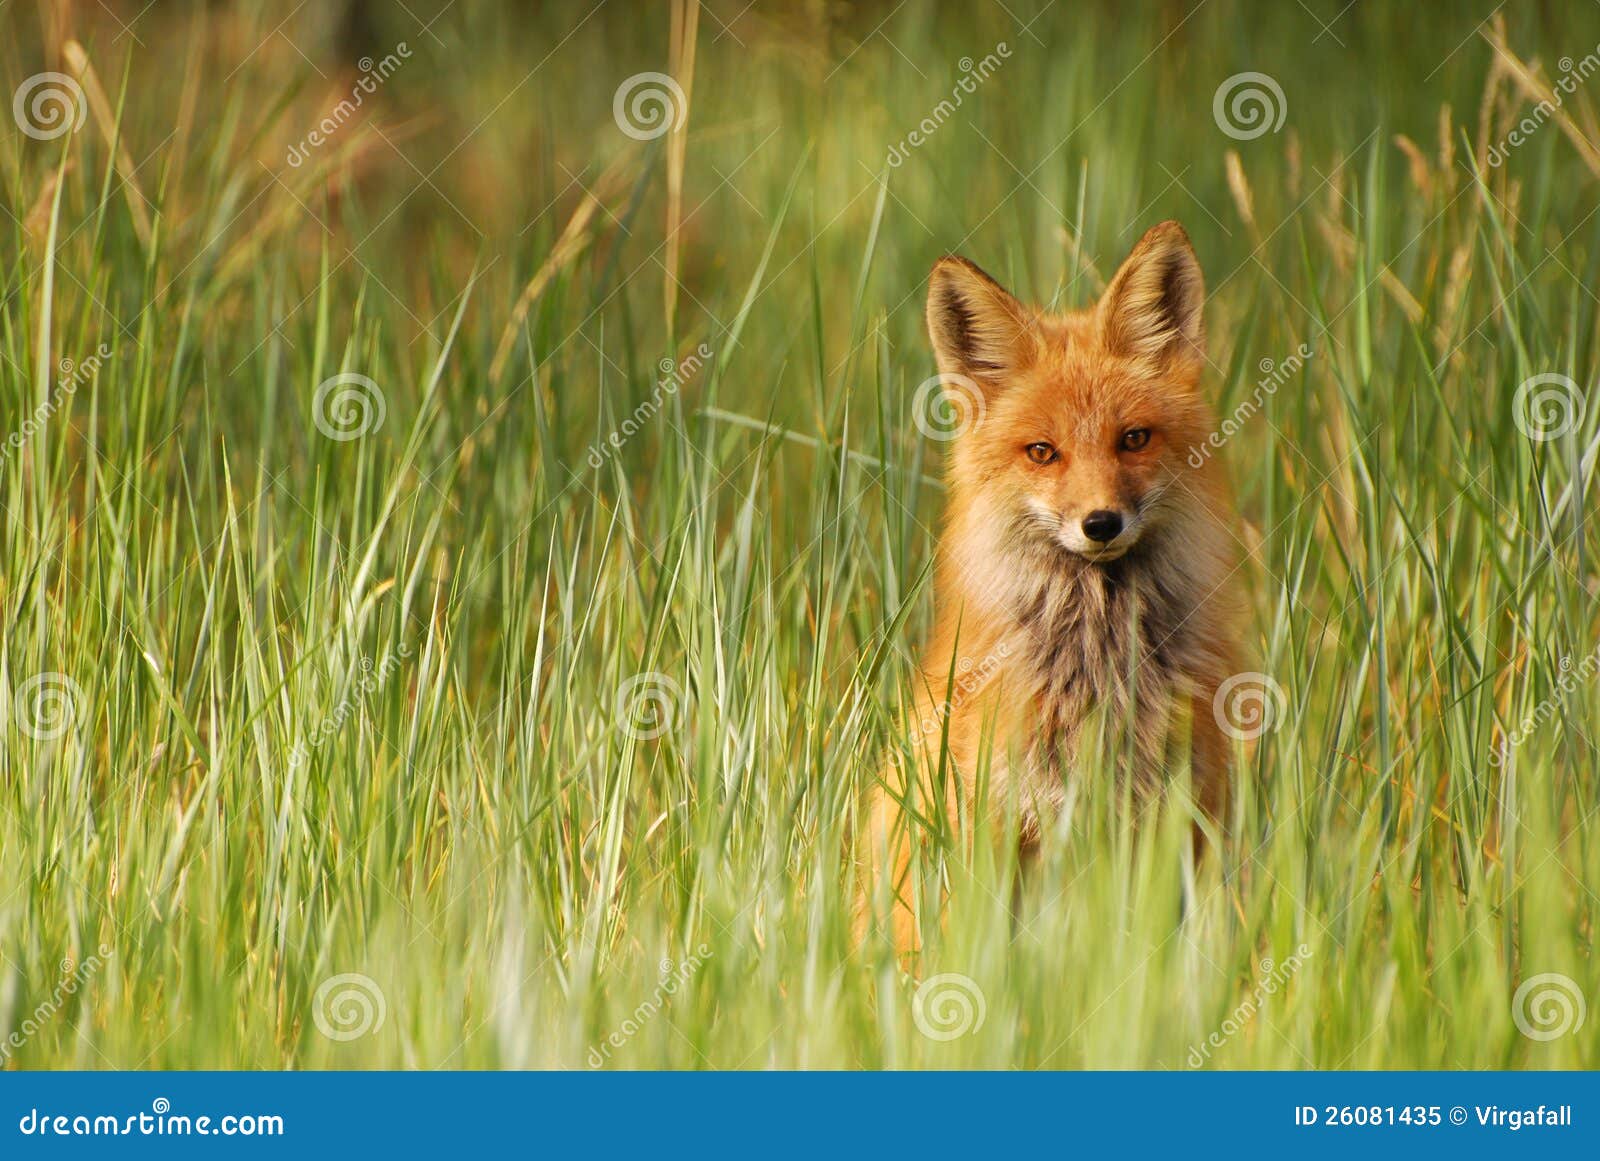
926, 221, 1218, 567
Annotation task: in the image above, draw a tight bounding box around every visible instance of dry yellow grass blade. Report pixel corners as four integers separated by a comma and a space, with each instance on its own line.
1392, 134, 1431, 199
1480, 18, 1600, 178
664, 0, 699, 337
1054, 225, 1106, 295
1315, 215, 1424, 325
206, 125, 395, 294
488, 153, 638, 387
1433, 241, 1474, 362
1436, 105, 1457, 195
487, 205, 597, 388
1224, 150, 1258, 237
62, 40, 154, 250
23, 162, 73, 240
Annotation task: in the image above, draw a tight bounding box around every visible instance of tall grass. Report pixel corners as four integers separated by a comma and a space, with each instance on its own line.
0, 0, 1597, 1068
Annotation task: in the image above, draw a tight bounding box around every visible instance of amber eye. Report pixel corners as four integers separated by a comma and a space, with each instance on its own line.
1025, 442, 1058, 465
1119, 428, 1151, 452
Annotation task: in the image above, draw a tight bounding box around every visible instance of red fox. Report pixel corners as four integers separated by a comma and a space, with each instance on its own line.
859, 221, 1243, 954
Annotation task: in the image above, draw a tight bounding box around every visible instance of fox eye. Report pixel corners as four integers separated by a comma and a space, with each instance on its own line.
1024, 442, 1058, 465
1119, 428, 1152, 452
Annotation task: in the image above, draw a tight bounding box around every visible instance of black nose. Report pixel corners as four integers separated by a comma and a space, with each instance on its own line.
1081, 510, 1123, 543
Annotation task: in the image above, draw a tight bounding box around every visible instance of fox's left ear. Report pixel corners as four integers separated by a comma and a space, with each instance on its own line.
1098, 221, 1206, 375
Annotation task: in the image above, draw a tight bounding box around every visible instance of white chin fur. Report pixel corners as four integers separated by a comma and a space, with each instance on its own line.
1056, 525, 1140, 562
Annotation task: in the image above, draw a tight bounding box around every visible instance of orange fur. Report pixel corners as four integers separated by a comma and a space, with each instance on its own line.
857, 222, 1244, 956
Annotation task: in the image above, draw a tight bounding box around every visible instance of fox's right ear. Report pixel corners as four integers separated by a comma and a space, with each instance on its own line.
926, 257, 1035, 389
1098, 221, 1205, 375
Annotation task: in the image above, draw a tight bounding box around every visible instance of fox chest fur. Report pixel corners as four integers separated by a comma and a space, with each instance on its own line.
930, 511, 1232, 829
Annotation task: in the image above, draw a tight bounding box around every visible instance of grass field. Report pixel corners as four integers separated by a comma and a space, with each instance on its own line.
2, 0, 1598, 1069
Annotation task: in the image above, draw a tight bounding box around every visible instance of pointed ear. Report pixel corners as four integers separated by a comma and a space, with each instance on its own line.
1098, 221, 1206, 373
926, 257, 1036, 388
